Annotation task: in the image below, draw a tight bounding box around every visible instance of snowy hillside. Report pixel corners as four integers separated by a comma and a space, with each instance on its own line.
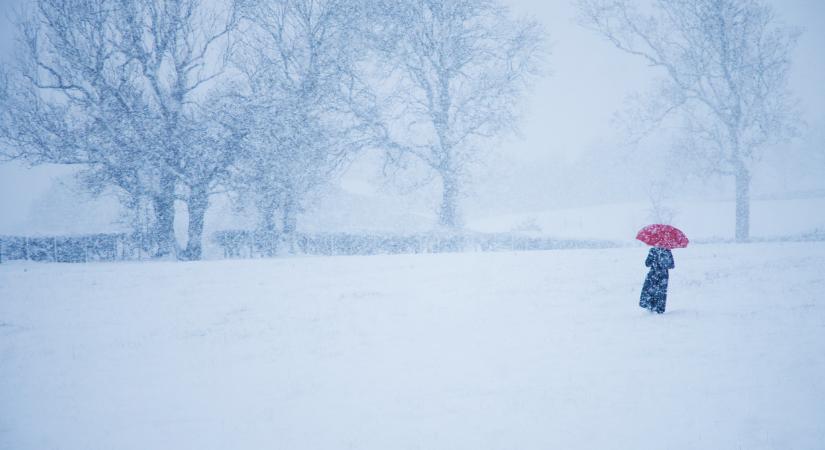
470, 197, 825, 241
2, 242, 824, 449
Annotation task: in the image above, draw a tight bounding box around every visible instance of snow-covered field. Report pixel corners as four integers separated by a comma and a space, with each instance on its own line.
2, 242, 824, 450
470, 197, 825, 241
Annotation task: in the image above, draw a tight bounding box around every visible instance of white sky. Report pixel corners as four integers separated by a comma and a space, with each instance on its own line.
505, 0, 825, 161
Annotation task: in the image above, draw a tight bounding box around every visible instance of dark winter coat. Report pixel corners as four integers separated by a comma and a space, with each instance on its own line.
639, 247, 674, 313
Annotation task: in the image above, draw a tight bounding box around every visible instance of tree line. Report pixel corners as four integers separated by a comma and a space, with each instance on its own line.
0, 0, 802, 260
0, 0, 545, 260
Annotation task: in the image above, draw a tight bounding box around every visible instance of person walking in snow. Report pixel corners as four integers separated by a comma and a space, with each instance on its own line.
635, 224, 688, 314
639, 246, 674, 314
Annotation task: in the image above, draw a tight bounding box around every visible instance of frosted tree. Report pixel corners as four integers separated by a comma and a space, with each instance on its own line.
230, 0, 374, 242
370, 0, 544, 229
0, 0, 162, 250
0, 0, 238, 258
578, 0, 800, 241
175, 90, 247, 260
111, 0, 239, 259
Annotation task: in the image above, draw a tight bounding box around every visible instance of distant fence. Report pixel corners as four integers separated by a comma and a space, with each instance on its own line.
0, 231, 621, 264
212, 230, 623, 258
5, 227, 824, 264
0, 233, 149, 263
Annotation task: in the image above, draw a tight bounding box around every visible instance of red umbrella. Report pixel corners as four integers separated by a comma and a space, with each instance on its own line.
636, 224, 689, 249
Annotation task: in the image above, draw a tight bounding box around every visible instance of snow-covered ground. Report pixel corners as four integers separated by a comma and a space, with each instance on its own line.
1, 242, 824, 450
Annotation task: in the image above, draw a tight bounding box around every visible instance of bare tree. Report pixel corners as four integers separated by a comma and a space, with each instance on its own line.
230, 0, 374, 244
114, 0, 239, 258
578, 0, 800, 241
176, 90, 247, 260
0, 0, 164, 250
0, 0, 238, 258
371, 0, 545, 229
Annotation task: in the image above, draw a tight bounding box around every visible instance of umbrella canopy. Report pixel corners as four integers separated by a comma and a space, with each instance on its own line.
636, 224, 689, 249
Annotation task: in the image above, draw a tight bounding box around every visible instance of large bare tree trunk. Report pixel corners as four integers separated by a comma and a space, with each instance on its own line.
282, 192, 297, 235
281, 191, 298, 254
182, 184, 209, 260
256, 199, 279, 257
151, 173, 177, 258
734, 164, 751, 242
438, 172, 460, 229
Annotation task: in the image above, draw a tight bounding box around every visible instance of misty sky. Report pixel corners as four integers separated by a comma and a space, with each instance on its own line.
1, 0, 824, 233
